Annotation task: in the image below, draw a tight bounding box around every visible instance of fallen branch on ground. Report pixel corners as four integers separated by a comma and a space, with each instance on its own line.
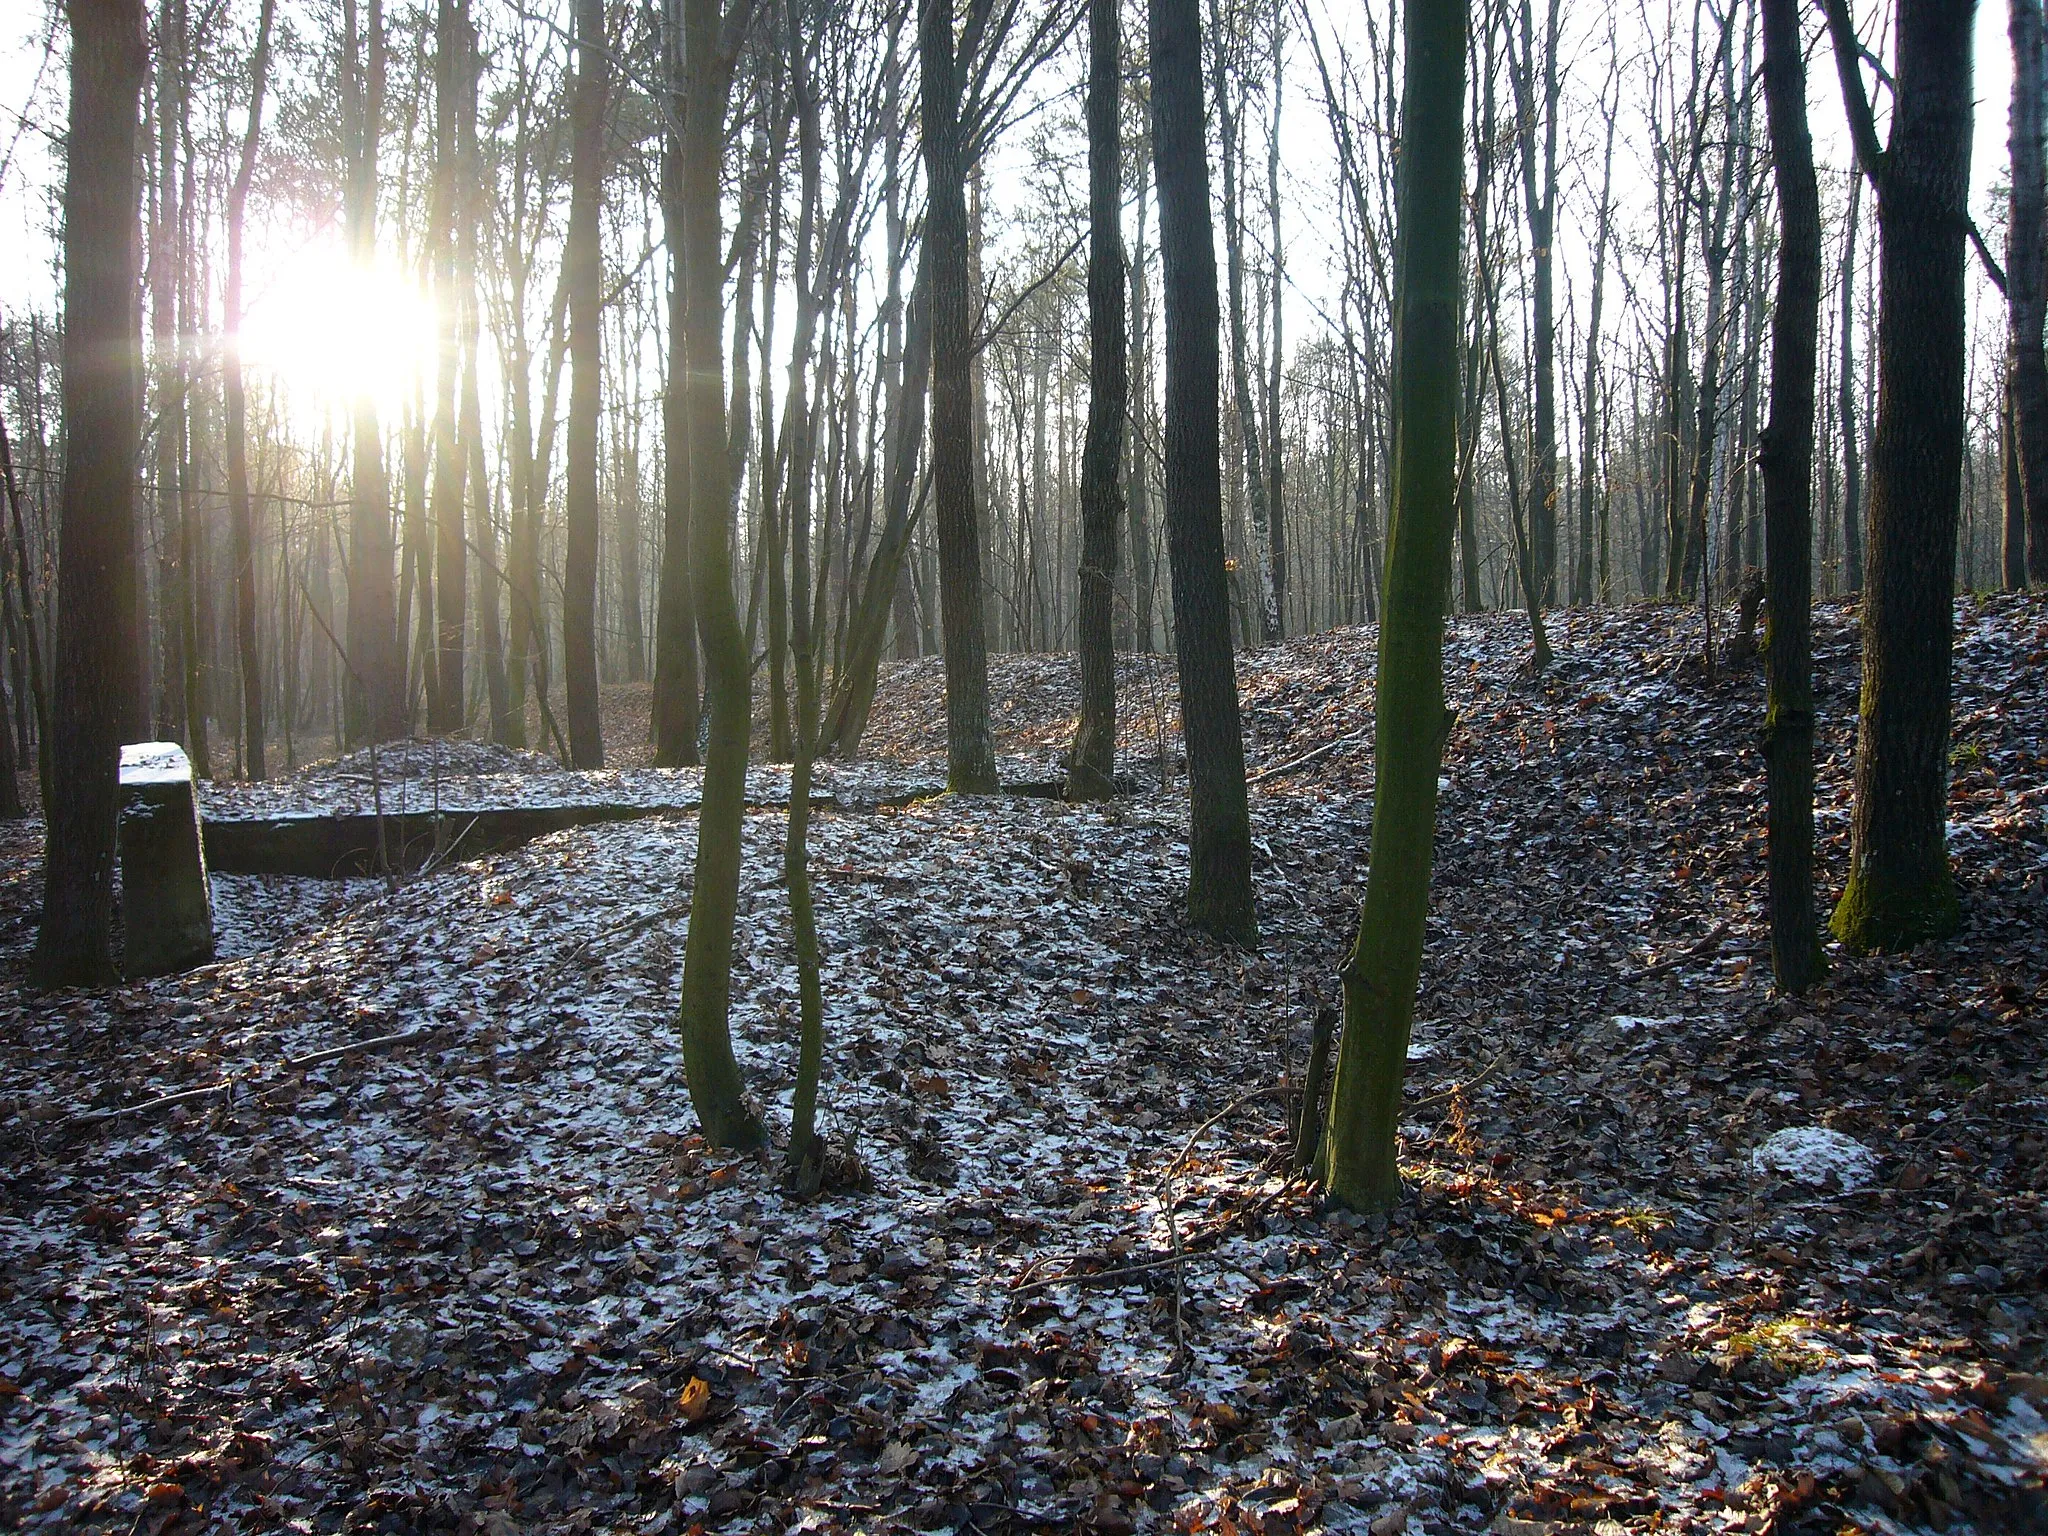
1624, 921, 1733, 982
62, 1027, 440, 1127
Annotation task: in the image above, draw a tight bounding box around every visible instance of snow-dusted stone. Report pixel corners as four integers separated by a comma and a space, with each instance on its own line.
118, 741, 215, 977
1751, 1126, 1877, 1192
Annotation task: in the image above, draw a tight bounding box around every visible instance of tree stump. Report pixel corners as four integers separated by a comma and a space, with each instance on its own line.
119, 742, 215, 977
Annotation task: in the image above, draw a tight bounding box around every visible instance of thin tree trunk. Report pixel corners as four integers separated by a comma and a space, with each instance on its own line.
673, 0, 763, 1150
1151, 0, 1255, 943
1759, 0, 1825, 994
652, 74, 701, 765
343, 0, 400, 743
921, 0, 998, 792
1840, 169, 1864, 591
1322, 0, 1465, 1212
427, 0, 468, 734
562, 0, 605, 765
222, 0, 274, 776
1068, 0, 1124, 802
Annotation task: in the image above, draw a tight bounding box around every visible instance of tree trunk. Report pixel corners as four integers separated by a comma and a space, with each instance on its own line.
562, 0, 605, 766
822, 255, 932, 758
673, 0, 763, 1150
1068, 0, 1125, 802
427, 0, 468, 734
36, 0, 147, 987
2009, 0, 2048, 583
1824, 0, 1975, 951
920, 0, 999, 792
1510, 0, 1561, 605
1321, 0, 1465, 1211
652, 90, 701, 766
1840, 169, 1864, 591
343, 0, 401, 744
1127, 158, 1156, 652
1758, 0, 1825, 995
1211, 6, 1279, 645
1578, 72, 1617, 609
1151, 0, 1255, 943
223, 0, 274, 778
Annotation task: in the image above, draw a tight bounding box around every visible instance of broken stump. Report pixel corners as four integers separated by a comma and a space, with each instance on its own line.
119, 742, 215, 976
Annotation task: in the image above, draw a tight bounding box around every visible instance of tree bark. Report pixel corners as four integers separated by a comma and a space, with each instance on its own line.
1758, 0, 1825, 995
343, 0, 401, 744
920, 0, 999, 792
2009, 0, 2048, 584
1839, 170, 1864, 592
1151, 0, 1255, 942
1321, 0, 1465, 1212
1824, 0, 1975, 951
1068, 0, 1125, 802
563, 0, 606, 766
1510, 0, 1560, 605
673, 0, 763, 1150
652, 80, 701, 766
37, 0, 147, 986
223, 0, 274, 778
427, 0, 468, 734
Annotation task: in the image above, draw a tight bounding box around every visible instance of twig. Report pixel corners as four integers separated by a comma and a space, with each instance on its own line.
1245, 733, 1366, 787
62, 1027, 439, 1126
1624, 921, 1733, 982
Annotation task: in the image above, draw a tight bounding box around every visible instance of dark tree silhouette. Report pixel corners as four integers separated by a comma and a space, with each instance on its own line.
1758, 0, 1825, 994
36, 0, 148, 987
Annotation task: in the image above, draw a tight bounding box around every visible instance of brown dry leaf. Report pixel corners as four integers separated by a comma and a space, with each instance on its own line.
676, 1376, 713, 1423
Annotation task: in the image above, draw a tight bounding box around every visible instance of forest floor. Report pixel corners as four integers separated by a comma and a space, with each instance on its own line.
0, 597, 2044, 1536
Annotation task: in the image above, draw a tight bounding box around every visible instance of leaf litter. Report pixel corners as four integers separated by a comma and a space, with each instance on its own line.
0, 596, 2043, 1534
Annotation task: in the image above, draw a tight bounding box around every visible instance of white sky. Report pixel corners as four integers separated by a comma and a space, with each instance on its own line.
0, 1, 2022, 417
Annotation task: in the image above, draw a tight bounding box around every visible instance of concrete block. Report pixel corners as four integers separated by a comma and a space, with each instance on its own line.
118, 742, 215, 976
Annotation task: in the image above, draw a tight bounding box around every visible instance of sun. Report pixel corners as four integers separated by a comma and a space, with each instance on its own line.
236, 245, 439, 425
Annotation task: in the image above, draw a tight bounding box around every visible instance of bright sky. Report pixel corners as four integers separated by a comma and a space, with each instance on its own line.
0, 1, 2023, 423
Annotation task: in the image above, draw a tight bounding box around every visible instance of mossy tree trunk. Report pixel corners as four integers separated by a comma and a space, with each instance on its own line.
1320, 0, 1465, 1213
1758, 0, 1826, 995
1822, 0, 1975, 952
674, 0, 763, 1150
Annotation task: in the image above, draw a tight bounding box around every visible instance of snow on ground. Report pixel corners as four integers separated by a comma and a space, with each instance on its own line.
0, 596, 2044, 1534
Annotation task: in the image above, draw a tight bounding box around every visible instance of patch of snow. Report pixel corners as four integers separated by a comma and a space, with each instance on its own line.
119, 742, 192, 786
1751, 1126, 1877, 1191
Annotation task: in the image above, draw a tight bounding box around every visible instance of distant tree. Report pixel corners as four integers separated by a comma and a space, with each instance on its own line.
920, 0, 1000, 793
650, 5, 700, 769
222, 0, 275, 778
427, 0, 470, 735
1824, 0, 1976, 951
342, 0, 402, 745
1150, 0, 1255, 942
1758, 0, 1825, 994
1067, 0, 1125, 803
36, 0, 148, 987
562, 0, 606, 767
1321, 0, 1465, 1210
